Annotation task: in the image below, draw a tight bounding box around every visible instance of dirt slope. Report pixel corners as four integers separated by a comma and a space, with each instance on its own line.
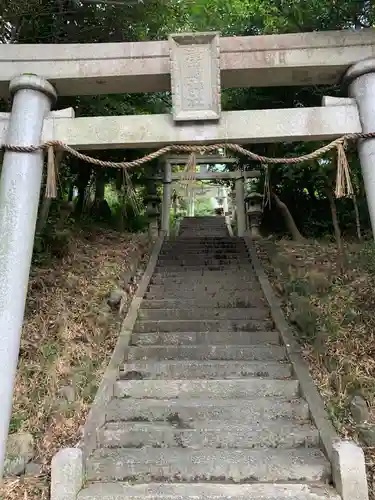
2, 227, 149, 500
257, 238, 375, 499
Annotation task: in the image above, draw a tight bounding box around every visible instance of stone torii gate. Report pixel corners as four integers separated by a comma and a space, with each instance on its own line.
0, 29, 375, 476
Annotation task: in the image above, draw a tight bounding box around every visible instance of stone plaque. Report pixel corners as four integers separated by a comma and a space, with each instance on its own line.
169, 32, 221, 122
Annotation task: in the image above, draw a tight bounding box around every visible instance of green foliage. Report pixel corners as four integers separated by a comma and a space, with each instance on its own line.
2, 0, 374, 239
195, 197, 214, 216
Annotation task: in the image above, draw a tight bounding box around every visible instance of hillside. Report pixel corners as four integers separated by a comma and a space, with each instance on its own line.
257, 238, 375, 499
2, 227, 149, 500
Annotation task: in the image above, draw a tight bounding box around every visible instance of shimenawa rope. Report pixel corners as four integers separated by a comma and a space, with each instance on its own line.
2, 130, 374, 199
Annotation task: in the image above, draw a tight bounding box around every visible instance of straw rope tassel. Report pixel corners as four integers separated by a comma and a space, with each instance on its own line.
335, 142, 354, 198
182, 152, 197, 198
262, 164, 271, 210
45, 145, 57, 199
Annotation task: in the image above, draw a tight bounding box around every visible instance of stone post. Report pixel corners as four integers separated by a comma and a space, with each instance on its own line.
235, 173, 246, 237
161, 160, 172, 236
144, 167, 161, 242
245, 192, 263, 238
223, 187, 229, 217
343, 59, 375, 239
188, 192, 195, 217
0, 74, 56, 477
172, 190, 178, 219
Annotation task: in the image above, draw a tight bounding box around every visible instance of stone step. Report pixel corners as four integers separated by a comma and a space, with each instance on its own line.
131, 330, 279, 346
179, 233, 230, 236
127, 345, 286, 362
154, 264, 252, 270
148, 280, 261, 288
156, 262, 246, 269
150, 276, 258, 285
161, 248, 247, 253
162, 239, 244, 243
171, 234, 234, 236
179, 235, 230, 238
152, 268, 255, 275
177, 223, 227, 225
147, 288, 262, 299
86, 447, 330, 483
159, 250, 248, 256
150, 278, 259, 286
178, 225, 228, 227
161, 242, 246, 246
163, 237, 241, 240
77, 482, 341, 500
159, 249, 246, 254
162, 240, 244, 244
158, 260, 249, 266
98, 420, 319, 449
154, 266, 254, 273
150, 273, 257, 281
157, 255, 244, 267
106, 396, 309, 423
147, 285, 262, 296
140, 298, 267, 308
113, 379, 299, 400
158, 258, 248, 263
119, 360, 292, 380
137, 309, 269, 322
133, 319, 273, 333
143, 291, 265, 302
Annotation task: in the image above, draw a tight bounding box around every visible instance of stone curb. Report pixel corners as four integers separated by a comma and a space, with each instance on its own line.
245, 237, 369, 500
50, 448, 84, 500
50, 233, 165, 500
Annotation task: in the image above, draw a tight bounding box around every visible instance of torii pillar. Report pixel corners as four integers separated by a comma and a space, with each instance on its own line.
235, 173, 246, 237
344, 58, 375, 239
0, 74, 56, 477
161, 159, 172, 236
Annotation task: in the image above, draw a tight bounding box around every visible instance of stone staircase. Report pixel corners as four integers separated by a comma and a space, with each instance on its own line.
78, 216, 341, 500
178, 216, 229, 237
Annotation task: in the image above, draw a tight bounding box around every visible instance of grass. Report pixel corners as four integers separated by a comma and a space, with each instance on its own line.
1, 226, 149, 499
257, 237, 375, 498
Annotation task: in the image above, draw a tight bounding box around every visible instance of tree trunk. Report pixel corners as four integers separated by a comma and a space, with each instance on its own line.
272, 192, 305, 241
36, 198, 52, 235
94, 171, 106, 203
325, 187, 346, 272
352, 192, 362, 241
75, 164, 92, 218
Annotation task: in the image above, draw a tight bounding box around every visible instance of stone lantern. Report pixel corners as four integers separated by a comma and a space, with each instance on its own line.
144, 193, 161, 240
245, 192, 263, 238
229, 189, 236, 225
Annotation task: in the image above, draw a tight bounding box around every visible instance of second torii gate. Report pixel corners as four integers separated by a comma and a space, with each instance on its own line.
158, 153, 261, 237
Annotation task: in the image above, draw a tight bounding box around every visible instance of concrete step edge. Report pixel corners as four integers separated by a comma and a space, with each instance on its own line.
130, 331, 279, 346
98, 420, 319, 449
137, 311, 270, 321
113, 378, 299, 399
127, 345, 286, 361
133, 320, 274, 333
140, 301, 266, 308
86, 448, 331, 483
77, 482, 341, 500
119, 360, 292, 380
105, 396, 310, 423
